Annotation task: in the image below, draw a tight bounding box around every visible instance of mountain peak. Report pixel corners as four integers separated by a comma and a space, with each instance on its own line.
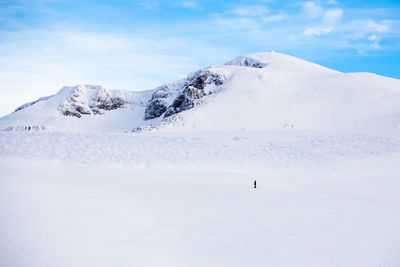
1, 52, 399, 134
226, 51, 338, 74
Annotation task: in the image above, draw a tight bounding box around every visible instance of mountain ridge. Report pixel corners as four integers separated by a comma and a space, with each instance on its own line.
1, 51, 400, 134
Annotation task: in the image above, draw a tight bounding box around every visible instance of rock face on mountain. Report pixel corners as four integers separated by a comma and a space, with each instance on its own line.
225, 55, 267, 68
143, 81, 183, 120
164, 69, 225, 118
1, 51, 400, 134
58, 85, 126, 118
144, 69, 225, 120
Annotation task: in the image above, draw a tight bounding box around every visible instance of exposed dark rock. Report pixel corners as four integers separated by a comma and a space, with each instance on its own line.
60, 100, 92, 117
143, 84, 177, 120
144, 99, 168, 120
92, 97, 125, 113
144, 69, 225, 120
249, 62, 265, 68
151, 88, 170, 99
164, 69, 224, 118
241, 58, 266, 68
132, 127, 143, 133
225, 56, 267, 68
164, 93, 195, 118
62, 109, 82, 118
75, 105, 92, 115
59, 89, 126, 117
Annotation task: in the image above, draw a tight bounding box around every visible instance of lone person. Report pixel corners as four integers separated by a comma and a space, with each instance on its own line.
254, 180, 257, 189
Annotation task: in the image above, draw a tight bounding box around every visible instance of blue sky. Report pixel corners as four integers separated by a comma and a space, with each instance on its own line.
0, 0, 399, 116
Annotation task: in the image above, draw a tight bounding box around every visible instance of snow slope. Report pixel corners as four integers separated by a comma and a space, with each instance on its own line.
159, 53, 400, 134
1, 51, 400, 134
1, 84, 154, 132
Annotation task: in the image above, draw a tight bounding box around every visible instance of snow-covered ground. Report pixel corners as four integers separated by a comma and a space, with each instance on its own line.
1, 51, 400, 266
1, 131, 400, 267
1, 131, 400, 168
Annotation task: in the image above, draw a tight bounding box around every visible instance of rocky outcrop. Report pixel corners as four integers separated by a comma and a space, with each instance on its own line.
58, 86, 127, 118
90, 94, 125, 115
225, 56, 267, 68
164, 69, 224, 118
144, 99, 168, 120
143, 83, 178, 120
144, 69, 225, 120
58, 88, 92, 118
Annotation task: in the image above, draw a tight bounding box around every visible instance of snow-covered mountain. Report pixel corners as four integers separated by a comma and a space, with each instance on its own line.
1, 51, 400, 134
2, 51, 400, 267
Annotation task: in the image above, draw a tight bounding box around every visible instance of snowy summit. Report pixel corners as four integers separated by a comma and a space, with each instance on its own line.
1, 51, 399, 134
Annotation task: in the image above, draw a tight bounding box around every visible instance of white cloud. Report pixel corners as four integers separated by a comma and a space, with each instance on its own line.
215, 17, 261, 30
299, 1, 393, 49
301, 2, 342, 36
261, 14, 286, 23
178, 1, 200, 9
301, 1, 343, 23
301, 1, 322, 19
323, 8, 343, 24
303, 26, 333, 36
325, 0, 338, 5
140, 1, 159, 10
233, 5, 269, 17
360, 20, 390, 33
368, 34, 378, 41
340, 20, 393, 53
347, 19, 390, 39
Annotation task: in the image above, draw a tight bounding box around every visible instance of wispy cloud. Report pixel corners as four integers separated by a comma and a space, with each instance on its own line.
348, 19, 390, 37
233, 5, 269, 17
179, 1, 200, 9
323, 8, 343, 24
209, 1, 398, 55
141, 1, 159, 10
325, 0, 338, 5
344, 19, 392, 53
302, 1, 323, 19
261, 14, 286, 23
301, 1, 343, 36
303, 26, 333, 36
214, 17, 261, 30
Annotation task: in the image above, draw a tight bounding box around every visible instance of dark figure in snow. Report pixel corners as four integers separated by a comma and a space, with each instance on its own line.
254, 180, 257, 189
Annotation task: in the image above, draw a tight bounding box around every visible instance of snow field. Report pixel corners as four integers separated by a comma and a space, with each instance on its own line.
0, 156, 399, 267
1, 131, 400, 168
0, 130, 400, 267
